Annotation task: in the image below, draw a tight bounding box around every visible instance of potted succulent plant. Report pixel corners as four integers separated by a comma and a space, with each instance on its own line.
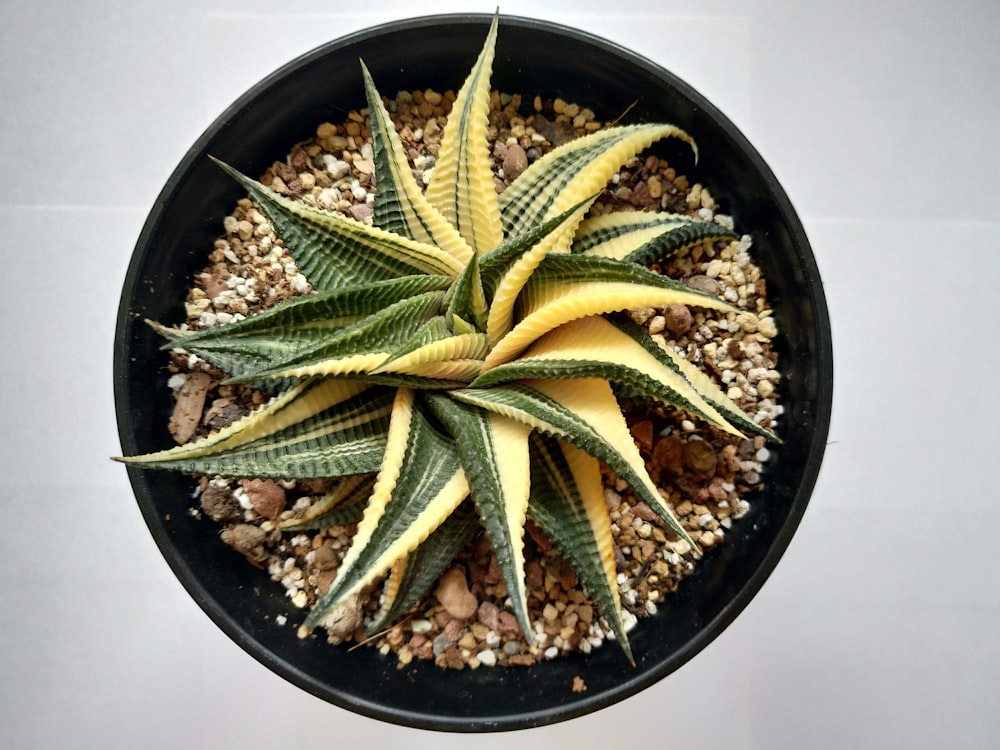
114, 12, 831, 731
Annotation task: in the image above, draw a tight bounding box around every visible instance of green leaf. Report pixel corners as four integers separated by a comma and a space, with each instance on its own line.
279, 474, 374, 531
478, 195, 595, 296
499, 123, 695, 240
153, 276, 453, 383
116, 379, 393, 479
425, 393, 535, 641
483, 253, 734, 369
453, 378, 695, 548
371, 316, 489, 382
367, 500, 480, 634
474, 315, 745, 438
304, 389, 469, 632
213, 158, 465, 289
528, 433, 632, 663
423, 12, 502, 256
224, 291, 446, 383
573, 211, 736, 267
444, 251, 488, 333
361, 64, 475, 266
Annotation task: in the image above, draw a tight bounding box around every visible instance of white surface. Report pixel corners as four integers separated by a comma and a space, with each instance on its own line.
2, 0, 998, 747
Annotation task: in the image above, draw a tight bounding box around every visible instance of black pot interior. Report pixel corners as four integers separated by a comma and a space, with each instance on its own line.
115, 14, 832, 732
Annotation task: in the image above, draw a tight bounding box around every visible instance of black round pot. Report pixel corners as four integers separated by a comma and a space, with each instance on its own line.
115, 13, 832, 732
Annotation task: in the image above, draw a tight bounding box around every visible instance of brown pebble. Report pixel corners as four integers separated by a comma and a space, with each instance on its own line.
503, 144, 529, 180
687, 274, 721, 296
242, 478, 287, 520
683, 439, 717, 478
652, 435, 684, 476
349, 203, 373, 223
497, 610, 522, 637
409, 634, 434, 661
168, 372, 213, 444
663, 304, 693, 335
631, 420, 654, 453
200, 484, 239, 523
477, 601, 500, 631
435, 567, 479, 620
221, 523, 266, 554
632, 502, 658, 523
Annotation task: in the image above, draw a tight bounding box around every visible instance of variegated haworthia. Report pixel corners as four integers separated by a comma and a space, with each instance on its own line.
118, 13, 777, 663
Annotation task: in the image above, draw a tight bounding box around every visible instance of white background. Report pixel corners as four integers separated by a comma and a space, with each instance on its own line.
2, 0, 998, 747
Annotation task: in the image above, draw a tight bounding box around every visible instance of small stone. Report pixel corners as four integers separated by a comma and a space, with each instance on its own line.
647, 175, 663, 199
477, 649, 497, 667
663, 304, 693, 335
686, 275, 720, 295
200, 484, 239, 523
349, 203, 373, 223
757, 317, 778, 338
242, 478, 286, 520
631, 502, 658, 523
221, 523, 266, 554
757, 380, 775, 398
477, 601, 500, 631
652, 435, 684, 476
630, 420, 654, 453
168, 372, 213, 444
683, 438, 717, 478
647, 315, 666, 334
736, 311, 759, 334
496, 610, 521, 637
502, 640, 522, 656
503, 143, 529, 180
434, 566, 478, 620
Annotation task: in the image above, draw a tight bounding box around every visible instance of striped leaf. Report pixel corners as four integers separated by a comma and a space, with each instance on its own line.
453, 378, 695, 548
372, 316, 489, 381
499, 123, 695, 239
478, 196, 594, 297
116, 379, 392, 479
474, 315, 745, 437
527, 433, 632, 662
423, 12, 503, 256
444, 251, 488, 334
224, 291, 445, 383
304, 389, 469, 632
154, 276, 452, 382
214, 158, 465, 288
653, 331, 780, 442
279, 474, 375, 531
367, 500, 480, 634
483, 254, 734, 369
362, 64, 474, 266
426, 393, 535, 640
573, 211, 736, 266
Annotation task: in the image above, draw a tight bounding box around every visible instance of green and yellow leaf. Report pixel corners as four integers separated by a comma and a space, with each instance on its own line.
116, 379, 392, 479
500, 123, 695, 239
214, 159, 466, 288
423, 12, 503, 256
426, 393, 535, 639
362, 65, 475, 266
528, 433, 632, 662
303, 389, 469, 632
573, 211, 736, 266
